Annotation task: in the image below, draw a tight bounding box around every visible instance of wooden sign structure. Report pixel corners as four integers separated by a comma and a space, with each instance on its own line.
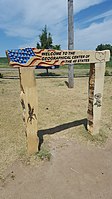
6, 48, 110, 154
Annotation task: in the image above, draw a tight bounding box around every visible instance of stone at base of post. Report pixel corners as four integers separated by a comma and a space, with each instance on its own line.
87, 62, 105, 134
19, 67, 38, 155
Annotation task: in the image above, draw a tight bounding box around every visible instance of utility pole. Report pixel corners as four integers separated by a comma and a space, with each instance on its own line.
68, 0, 74, 88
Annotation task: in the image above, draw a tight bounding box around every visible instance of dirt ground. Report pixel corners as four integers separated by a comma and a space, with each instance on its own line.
0, 70, 112, 199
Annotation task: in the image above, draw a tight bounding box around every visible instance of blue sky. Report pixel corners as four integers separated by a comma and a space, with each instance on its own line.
0, 0, 112, 57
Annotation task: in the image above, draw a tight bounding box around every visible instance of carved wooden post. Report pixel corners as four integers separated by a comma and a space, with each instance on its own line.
19, 67, 38, 154
87, 62, 106, 134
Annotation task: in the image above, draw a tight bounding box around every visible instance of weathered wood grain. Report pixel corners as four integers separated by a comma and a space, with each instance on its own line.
19, 67, 38, 154
68, 0, 74, 88
87, 64, 95, 133
87, 62, 106, 134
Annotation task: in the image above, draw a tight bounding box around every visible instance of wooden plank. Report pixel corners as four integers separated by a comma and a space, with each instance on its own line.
6, 49, 110, 67
87, 62, 105, 134
19, 67, 38, 154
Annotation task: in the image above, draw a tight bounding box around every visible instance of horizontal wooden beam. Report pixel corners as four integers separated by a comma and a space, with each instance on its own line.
6, 48, 110, 67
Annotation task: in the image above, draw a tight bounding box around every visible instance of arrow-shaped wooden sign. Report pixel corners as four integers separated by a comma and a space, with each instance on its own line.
6, 48, 110, 67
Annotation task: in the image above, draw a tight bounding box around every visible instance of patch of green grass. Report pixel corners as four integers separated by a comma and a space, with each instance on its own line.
71, 126, 108, 146
105, 70, 110, 76
60, 64, 90, 69
106, 56, 112, 67
0, 57, 8, 64
58, 83, 64, 86
0, 57, 9, 68
82, 130, 108, 145
37, 147, 51, 161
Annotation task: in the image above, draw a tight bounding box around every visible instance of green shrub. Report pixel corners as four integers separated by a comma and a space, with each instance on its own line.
105, 70, 110, 76
0, 73, 3, 78
37, 147, 51, 161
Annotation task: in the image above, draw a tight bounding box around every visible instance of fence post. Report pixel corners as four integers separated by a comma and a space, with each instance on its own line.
19, 67, 38, 154
87, 62, 105, 134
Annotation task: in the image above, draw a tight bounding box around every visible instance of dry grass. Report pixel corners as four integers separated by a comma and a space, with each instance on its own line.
0, 70, 112, 176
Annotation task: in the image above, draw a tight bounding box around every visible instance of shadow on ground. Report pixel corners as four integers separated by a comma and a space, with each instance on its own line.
36, 72, 61, 77
38, 118, 87, 150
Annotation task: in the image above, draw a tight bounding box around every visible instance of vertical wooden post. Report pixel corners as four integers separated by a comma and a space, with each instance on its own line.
68, 0, 74, 88
19, 67, 38, 154
87, 63, 95, 133
87, 62, 106, 134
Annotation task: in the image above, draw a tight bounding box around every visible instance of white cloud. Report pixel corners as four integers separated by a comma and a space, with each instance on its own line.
86, 10, 112, 23
21, 17, 112, 51
0, 0, 105, 38
1, 0, 110, 53
75, 0, 105, 13
75, 18, 112, 50
5, 27, 37, 38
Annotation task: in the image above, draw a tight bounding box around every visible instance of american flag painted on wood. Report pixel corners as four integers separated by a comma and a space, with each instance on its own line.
6, 48, 65, 68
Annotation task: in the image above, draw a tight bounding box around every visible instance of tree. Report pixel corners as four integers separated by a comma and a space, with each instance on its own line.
36, 25, 61, 75
37, 25, 61, 50
96, 44, 112, 56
